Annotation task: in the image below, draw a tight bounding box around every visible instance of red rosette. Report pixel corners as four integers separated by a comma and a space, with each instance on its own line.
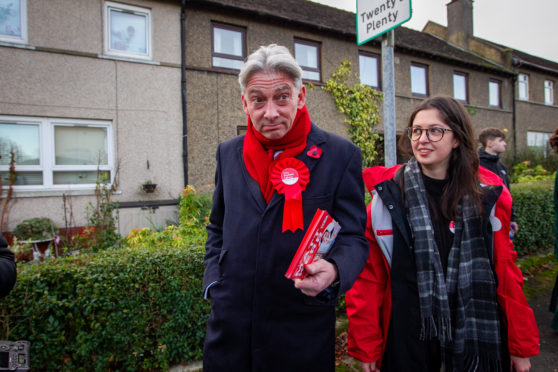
270, 158, 310, 232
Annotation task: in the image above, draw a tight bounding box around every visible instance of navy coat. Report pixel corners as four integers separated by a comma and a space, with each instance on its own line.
203, 124, 368, 371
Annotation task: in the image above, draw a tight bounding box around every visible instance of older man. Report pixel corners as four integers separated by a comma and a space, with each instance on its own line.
202, 44, 368, 371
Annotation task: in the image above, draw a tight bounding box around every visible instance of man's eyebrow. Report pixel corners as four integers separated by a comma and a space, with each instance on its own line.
275, 85, 291, 93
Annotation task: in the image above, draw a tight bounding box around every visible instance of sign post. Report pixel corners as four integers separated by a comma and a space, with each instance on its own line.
356, 0, 412, 167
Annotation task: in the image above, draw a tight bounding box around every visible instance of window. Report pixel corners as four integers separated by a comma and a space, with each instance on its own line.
104, 1, 151, 60
0, 0, 27, 44
359, 52, 381, 90
294, 39, 321, 82
489, 79, 502, 108
527, 131, 551, 156
410, 63, 428, 96
518, 73, 529, 101
545, 80, 554, 105
211, 22, 246, 70
237, 126, 247, 136
0, 116, 114, 190
453, 72, 468, 103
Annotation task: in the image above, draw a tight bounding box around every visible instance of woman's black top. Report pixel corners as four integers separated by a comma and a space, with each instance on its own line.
422, 174, 454, 275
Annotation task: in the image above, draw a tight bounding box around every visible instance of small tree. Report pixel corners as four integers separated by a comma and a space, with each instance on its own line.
323, 60, 383, 167
83, 171, 121, 251
0, 150, 17, 233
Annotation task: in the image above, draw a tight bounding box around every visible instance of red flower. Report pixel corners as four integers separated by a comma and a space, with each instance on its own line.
307, 145, 322, 159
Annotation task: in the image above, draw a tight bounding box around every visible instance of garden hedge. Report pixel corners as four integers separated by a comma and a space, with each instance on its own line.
511, 181, 555, 256
0, 244, 209, 371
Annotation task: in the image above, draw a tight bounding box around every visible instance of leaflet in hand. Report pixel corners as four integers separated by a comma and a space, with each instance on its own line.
285, 209, 341, 280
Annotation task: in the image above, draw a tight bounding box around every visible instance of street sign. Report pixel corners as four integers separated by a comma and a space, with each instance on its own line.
356, 0, 412, 45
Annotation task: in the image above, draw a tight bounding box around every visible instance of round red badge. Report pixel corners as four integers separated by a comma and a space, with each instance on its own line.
281, 168, 299, 185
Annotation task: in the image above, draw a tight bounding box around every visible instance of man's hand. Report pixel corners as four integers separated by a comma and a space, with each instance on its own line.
360, 361, 380, 372
293, 259, 338, 297
510, 221, 519, 234
510, 355, 530, 372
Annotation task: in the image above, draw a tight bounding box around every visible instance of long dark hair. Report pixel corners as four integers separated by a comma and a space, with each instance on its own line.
398, 95, 484, 220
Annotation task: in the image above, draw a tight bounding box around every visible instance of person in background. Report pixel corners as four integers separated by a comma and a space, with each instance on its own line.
478, 127, 519, 235
346, 96, 539, 372
202, 44, 368, 371
549, 128, 558, 331
0, 232, 17, 298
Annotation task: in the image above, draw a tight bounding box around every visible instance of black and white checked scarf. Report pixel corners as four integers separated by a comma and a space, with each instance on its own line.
403, 158, 504, 371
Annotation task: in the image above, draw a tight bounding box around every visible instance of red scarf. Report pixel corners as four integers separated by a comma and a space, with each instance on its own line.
242, 106, 311, 203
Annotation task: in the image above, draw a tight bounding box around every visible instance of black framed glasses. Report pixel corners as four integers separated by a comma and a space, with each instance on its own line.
407, 126, 453, 142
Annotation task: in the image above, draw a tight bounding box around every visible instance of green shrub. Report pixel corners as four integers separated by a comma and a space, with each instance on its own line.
0, 244, 209, 371
125, 186, 211, 250
504, 146, 558, 180
510, 161, 554, 183
13, 217, 59, 241
511, 181, 555, 255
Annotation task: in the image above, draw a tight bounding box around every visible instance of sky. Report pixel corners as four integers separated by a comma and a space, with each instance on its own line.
310, 0, 558, 63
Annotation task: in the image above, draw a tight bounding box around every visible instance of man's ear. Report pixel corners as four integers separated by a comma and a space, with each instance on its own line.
242, 94, 249, 116
297, 85, 306, 109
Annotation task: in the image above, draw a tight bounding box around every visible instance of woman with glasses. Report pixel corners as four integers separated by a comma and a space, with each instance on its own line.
346, 96, 539, 372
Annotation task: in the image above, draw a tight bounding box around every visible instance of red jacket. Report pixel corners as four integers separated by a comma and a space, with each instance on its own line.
346, 165, 540, 366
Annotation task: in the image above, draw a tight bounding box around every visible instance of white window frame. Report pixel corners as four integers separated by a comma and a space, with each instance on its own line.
453, 71, 468, 103
359, 51, 381, 90
518, 73, 529, 101
489, 79, 501, 108
104, 1, 152, 60
294, 39, 321, 82
0, 116, 114, 191
211, 22, 246, 70
544, 80, 554, 105
0, 0, 27, 44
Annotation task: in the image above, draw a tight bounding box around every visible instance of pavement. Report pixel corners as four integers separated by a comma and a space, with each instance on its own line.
527, 278, 558, 372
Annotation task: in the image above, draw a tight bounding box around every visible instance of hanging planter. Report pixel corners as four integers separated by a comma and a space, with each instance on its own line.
142, 182, 157, 193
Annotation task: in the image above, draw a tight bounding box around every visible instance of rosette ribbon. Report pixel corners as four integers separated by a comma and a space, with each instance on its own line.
270, 157, 310, 232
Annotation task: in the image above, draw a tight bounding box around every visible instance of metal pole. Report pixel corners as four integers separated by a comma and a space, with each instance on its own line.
382, 30, 397, 167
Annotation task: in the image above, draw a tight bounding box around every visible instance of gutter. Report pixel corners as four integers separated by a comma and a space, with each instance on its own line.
512, 74, 517, 158
181, 0, 188, 186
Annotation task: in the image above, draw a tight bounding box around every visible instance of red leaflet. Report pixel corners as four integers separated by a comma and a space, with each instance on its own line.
285, 209, 341, 279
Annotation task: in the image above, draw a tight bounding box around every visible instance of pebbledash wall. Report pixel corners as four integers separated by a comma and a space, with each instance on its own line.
0, 0, 184, 233
1, 0, 557, 234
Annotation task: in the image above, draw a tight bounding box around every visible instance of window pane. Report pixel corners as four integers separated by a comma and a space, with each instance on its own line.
518, 74, 528, 100
110, 9, 147, 54
453, 74, 467, 101
0, 123, 39, 165
53, 171, 110, 185
411, 65, 427, 95
527, 131, 551, 147
359, 54, 379, 87
295, 43, 318, 69
54, 126, 108, 166
301, 70, 320, 81
545, 80, 554, 105
489, 81, 500, 106
212, 56, 243, 70
0, 171, 42, 185
214, 27, 242, 57
0, 0, 22, 38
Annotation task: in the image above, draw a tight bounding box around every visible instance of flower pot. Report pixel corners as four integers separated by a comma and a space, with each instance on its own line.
142, 183, 157, 193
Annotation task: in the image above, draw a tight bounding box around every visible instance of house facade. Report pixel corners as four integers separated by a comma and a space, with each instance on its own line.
1, 0, 556, 234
